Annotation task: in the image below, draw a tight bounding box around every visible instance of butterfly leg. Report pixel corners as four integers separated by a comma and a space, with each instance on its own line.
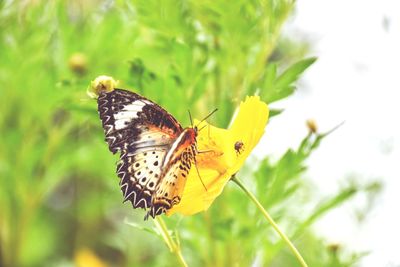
197, 149, 214, 154
193, 156, 207, 192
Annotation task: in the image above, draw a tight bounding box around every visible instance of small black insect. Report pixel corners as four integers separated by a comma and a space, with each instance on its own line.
234, 141, 244, 155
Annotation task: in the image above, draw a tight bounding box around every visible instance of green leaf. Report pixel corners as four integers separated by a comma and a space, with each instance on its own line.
275, 57, 317, 89
269, 108, 284, 118
261, 57, 317, 103
295, 185, 358, 235
264, 63, 277, 90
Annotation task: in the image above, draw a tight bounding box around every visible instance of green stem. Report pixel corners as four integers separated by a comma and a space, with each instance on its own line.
231, 176, 308, 267
154, 217, 188, 267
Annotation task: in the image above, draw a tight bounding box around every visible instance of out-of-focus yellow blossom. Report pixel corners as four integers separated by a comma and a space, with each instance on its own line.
168, 96, 269, 216
69, 52, 88, 75
87, 75, 118, 98
75, 248, 108, 267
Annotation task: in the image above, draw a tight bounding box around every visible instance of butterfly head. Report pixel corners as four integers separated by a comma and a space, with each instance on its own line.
185, 126, 198, 141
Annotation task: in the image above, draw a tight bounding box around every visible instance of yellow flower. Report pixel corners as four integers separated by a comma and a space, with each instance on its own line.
75, 248, 108, 267
168, 96, 269, 216
87, 75, 118, 98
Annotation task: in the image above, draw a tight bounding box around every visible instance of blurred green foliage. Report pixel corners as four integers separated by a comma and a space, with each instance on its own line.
0, 1, 380, 266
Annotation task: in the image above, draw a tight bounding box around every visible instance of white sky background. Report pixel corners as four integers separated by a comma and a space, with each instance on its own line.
255, 0, 400, 266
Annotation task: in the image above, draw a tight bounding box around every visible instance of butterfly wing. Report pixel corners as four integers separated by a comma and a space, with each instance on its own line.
118, 148, 166, 209
146, 128, 198, 219
98, 89, 183, 209
97, 88, 183, 154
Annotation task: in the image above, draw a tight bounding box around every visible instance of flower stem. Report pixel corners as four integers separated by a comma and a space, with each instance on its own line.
154, 217, 188, 267
231, 176, 308, 267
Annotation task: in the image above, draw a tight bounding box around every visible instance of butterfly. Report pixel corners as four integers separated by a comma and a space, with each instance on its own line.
97, 88, 206, 219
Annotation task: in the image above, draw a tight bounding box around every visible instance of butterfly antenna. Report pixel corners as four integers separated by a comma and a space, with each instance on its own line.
198, 124, 207, 132
196, 108, 218, 128
194, 157, 207, 192
188, 110, 194, 128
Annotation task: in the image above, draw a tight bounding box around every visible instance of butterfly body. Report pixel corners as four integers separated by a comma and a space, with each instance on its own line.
148, 127, 198, 218
97, 88, 197, 219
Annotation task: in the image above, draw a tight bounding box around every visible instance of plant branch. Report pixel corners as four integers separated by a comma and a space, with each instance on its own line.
154, 217, 188, 267
231, 176, 308, 267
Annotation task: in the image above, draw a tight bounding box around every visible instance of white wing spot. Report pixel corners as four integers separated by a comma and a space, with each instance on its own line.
114, 100, 148, 130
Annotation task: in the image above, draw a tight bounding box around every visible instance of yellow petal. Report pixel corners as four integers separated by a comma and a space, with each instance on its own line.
229, 96, 269, 174
167, 96, 269, 216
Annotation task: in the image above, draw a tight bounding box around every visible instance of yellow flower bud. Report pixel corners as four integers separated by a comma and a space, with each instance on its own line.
68, 52, 88, 75
306, 119, 318, 134
87, 75, 118, 98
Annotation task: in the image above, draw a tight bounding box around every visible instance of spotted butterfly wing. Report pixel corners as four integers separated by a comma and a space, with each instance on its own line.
146, 127, 197, 218
97, 88, 197, 218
